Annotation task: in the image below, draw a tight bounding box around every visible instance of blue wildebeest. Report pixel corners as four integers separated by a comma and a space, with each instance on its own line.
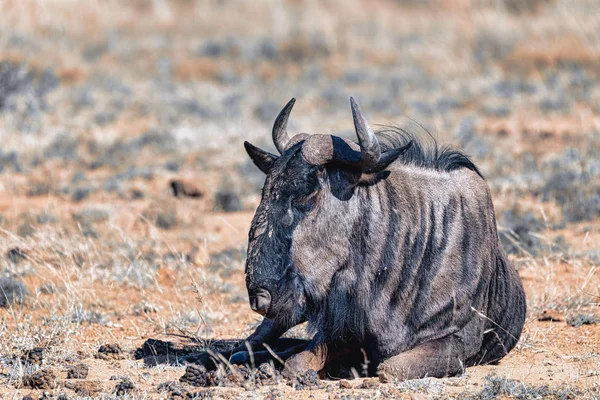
183, 98, 526, 382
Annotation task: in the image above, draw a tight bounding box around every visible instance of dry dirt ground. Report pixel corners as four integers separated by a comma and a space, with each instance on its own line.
1, 0, 600, 398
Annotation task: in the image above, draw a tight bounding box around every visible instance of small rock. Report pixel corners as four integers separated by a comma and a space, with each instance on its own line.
294, 369, 323, 390
114, 379, 135, 396
538, 309, 564, 322
22, 369, 56, 389
22, 347, 43, 365
180, 365, 209, 387
67, 363, 89, 379
170, 179, 204, 198
133, 338, 177, 360
63, 381, 102, 396
71, 187, 91, 202
339, 380, 352, 389
95, 343, 124, 360
359, 378, 379, 389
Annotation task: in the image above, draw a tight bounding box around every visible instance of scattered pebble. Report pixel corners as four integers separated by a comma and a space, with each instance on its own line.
0, 276, 29, 307
67, 363, 89, 379
22, 347, 43, 365
294, 369, 323, 390
95, 343, 124, 360
22, 369, 56, 389
339, 380, 352, 389
114, 379, 135, 396
170, 179, 204, 198
180, 363, 281, 389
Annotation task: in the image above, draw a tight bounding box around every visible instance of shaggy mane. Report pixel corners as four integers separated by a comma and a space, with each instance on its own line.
375, 125, 483, 179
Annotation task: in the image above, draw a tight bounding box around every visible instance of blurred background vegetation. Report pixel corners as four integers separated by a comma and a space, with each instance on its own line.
0, 1, 599, 396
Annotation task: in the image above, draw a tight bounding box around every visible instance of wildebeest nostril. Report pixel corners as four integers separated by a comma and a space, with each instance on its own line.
249, 289, 271, 316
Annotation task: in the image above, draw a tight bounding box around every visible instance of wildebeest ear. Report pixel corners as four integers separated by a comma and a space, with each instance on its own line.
244, 141, 278, 174
363, 141, 413, 174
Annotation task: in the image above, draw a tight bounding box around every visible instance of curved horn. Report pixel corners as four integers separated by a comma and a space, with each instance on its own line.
350, 97, 381, 167
272, 98, 296, 154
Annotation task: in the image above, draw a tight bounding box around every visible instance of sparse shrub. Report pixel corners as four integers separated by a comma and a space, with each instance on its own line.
38, 282, 57, 294
164, 160, 180, 172
237, 160, 267, 193
498, 209, 545, 255
72, 305, 105, 325
560, 187, 600, 223
280, 35, 330, 63
501, 0, 555, 14
214, 185, 242, 212
567, 314, 599, 327
541, 149, 600, 223
0, 61, 32, 109
142, 202, 179, 230
208, 246, 246, 276
0, 150, 23, 173
26, 182, 51, 197
6, 247, 27, 264
539, 96, 571, 114
72, 207, 111, 224
132, 300, 159, 315
472, 28, 519, 66
156, 209, 178, 229
21, 347, 43, 365
469, 373, 580, 399
71, 187, 92, 202
0, 276, 28, 307
130, 188, 144, 199
157, 381, 185, 396
43, 134, 79, 162
88, 130, 175, 169
111, 259, 159, 288
36, 211, 56, 224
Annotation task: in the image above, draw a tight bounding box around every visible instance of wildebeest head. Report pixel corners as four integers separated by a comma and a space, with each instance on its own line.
243, 98, 412, 321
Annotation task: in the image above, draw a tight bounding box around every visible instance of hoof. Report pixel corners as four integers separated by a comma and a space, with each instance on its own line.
229, 351, 250, 365
177, 352, 216, 370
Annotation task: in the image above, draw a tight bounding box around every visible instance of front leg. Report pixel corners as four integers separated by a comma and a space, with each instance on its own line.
377, 335, 465, 383
179, 318, 284, 366
229, 340, 309, 366
180, 318, 292, 369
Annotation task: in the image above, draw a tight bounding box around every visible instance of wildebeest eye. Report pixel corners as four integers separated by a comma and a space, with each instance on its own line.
292, 191, 318, 213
